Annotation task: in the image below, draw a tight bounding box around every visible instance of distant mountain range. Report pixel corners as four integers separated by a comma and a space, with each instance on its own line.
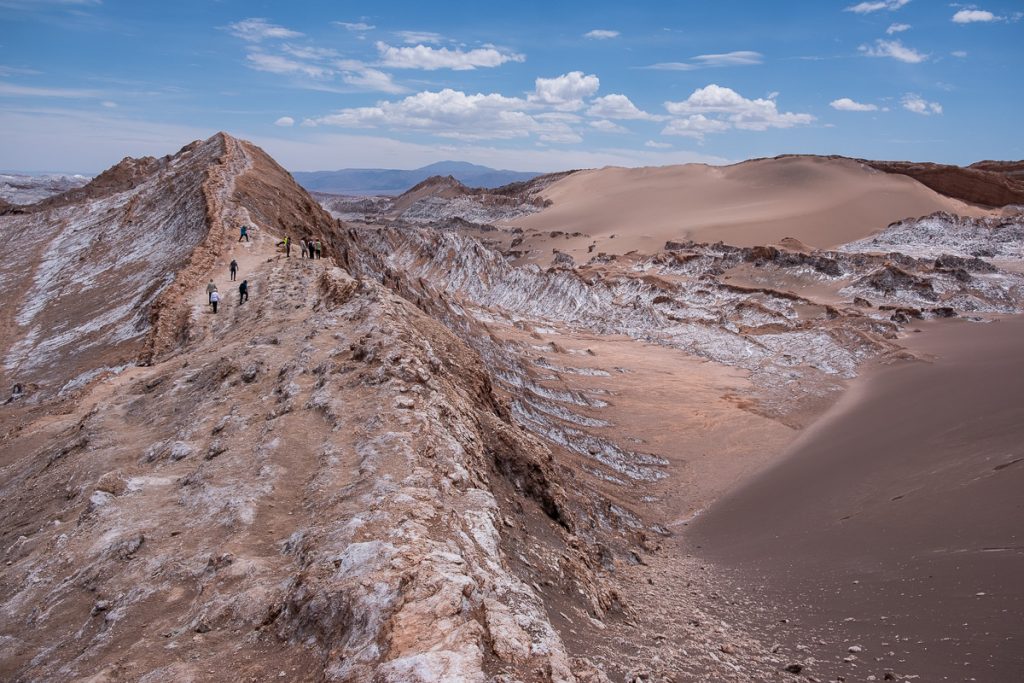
292, 161, 541, 195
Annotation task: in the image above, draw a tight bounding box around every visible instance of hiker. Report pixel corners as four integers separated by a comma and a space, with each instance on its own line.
206, 280, 218, 303
284, 236, 290, 257
229, 259, 238, 281
238, 225, 249, 242
210, 290, 220, 314
307, 239, 315, 259
315, 240, 323, 259
299, 238, 307, 259
239, 279, 249, 304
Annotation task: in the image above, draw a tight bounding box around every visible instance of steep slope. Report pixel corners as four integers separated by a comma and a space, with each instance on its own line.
0, 133, 343, 402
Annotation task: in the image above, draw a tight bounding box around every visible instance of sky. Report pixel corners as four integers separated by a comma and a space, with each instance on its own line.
1, 0, 1022, 174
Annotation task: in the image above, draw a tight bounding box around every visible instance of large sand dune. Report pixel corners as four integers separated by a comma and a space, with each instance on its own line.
512, 156, 988, 254
689, 316, 1024, 680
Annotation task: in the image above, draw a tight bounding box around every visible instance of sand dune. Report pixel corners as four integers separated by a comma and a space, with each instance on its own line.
512, 156, 989, 256
689, 316, 1024, 680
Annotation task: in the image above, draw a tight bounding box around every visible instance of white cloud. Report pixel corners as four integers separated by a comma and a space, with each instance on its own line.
661, 114, 731, 140
844, 0, 910, 14
886, 22, 911, 34
589, 119, 628, 133
340, 67, 407, 94
307, 88, 583, 143
282, 44, 339, 60
830, 97, 878, 111
644, 140, 672, 149
902, 93, 942, 115
226, 18, 303, 42
304, 87, 587, 143
246, 52, 331, 79
951, 50, 968, 58
663, 84, 814, 135
101, 100, 117, 108
0, 65, 42, 76
529, 71, 600, 111
336, 21, 375, 31
952, 9, 1001, 23
395, 31, 444, 44
584, 29, 620, 39
586, 94, 657, 120
0, 82, 101, 98
645, 51, 763, 70
375, 42, 524, 70
275, 116, 295, 127
859, 39, 928, 63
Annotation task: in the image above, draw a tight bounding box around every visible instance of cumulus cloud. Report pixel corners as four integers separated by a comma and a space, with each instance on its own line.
584, 29, 620, 39
336, 21, 374, 31
375, 42, 525, 70
952, 9, 1001, 23
395, 31, 444, 44
886, 22, 911, 34
663, 84, 814, 136
589, 119, 628, 133
275, 116, 295, 127
859, 39, 928, 63
661, 114, 731, 139
529, 71, 600, 111
305, 88, 580, 143
226, 18, 302, 42
247, 52, 331, 79
844, 0, 910, 14
830, 97, 878, 111
645, 51, 763, 70
586, 94, 657, 120
902, 94, 942, 115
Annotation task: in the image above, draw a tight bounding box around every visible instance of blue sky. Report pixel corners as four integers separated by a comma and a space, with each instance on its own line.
1, 0, 1022, 173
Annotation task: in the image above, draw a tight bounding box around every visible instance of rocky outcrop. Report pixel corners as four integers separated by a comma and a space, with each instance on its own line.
861, 158, 1024, 207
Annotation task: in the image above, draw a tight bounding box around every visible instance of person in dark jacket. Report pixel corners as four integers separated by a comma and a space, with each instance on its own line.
229, 259, 238, 281
308, 239, 315, 259
238, 279, 249, 304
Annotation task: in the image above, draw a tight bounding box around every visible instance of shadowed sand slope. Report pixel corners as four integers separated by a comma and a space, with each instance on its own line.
688, 316, 1024, 681
513, 156, 988, 253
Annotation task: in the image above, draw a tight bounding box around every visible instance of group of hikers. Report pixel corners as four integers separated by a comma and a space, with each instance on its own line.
208, 225, 325, 313
206, 257, 247, 314
280, 235, 324, 259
